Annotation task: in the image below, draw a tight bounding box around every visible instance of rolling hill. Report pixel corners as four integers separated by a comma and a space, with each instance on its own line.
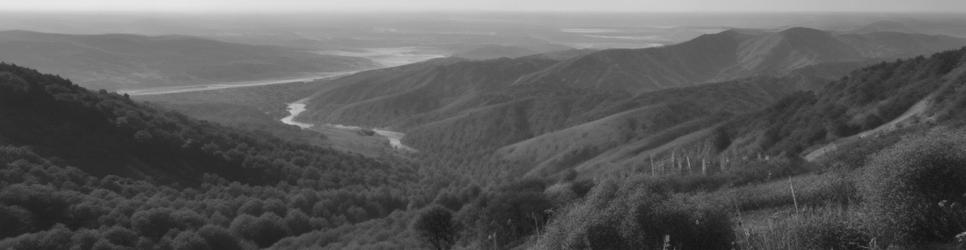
512, 27, 966, 94
297, 28, 964, 132
0, 62, 401, 185
553, 46, 966, 179
0, 30, 376, 91
285, 28, 963, 165
494, 77, 801, 177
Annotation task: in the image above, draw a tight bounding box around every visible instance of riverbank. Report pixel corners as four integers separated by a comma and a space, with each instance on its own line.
280, 102, 417, 153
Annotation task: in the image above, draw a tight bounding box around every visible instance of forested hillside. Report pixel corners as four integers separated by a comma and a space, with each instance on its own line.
0, 63, 427, 249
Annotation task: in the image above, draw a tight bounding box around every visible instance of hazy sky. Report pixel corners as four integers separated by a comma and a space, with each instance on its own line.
2, 0, 965, 13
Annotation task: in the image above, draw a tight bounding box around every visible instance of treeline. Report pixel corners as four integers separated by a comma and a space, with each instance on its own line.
0, 146, 410, 249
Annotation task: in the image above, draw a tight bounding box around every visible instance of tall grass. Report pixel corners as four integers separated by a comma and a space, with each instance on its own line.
739, 206, 871, 250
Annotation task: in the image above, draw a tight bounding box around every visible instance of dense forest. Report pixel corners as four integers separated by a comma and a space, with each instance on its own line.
0, 63, 419, 249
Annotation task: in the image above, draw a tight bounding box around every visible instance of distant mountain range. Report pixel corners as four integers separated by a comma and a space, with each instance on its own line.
513, 27, 966, 93
286, 27, 966, 178
298, 27, 963, 127
567, 46, 966, 178
0, 30, 376, 90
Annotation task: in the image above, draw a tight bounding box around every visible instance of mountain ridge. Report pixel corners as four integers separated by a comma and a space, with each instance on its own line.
512, 27, 966, 94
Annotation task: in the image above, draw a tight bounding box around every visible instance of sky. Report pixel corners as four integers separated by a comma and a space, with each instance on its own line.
1, 0, 965, 13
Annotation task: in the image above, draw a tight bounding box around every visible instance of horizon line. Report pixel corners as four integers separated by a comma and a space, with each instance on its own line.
2, 9, 966, 15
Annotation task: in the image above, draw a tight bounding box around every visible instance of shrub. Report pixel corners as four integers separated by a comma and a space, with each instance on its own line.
0, 224, 73, 250
586, 221, 626, 250
197, 225, 254, 250
0, 205, 33, 238
172, 230, 211, 250
412, 205, 457, 250
793, 216, 869, 250
633, 198, 733, 250
232, 213, 290, 248
131, 208, 181, 239
741, 207, 871, 250
861, 131, 966, 246
102, 226, 139, 247
820, 131, 904, 170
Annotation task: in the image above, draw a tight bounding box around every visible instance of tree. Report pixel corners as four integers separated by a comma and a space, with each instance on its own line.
172, 230, 211, 250
710, 127, 732, 153
0, 204, 33, 238
587, 222, 625, 250
197, 225, 254, 250
412, 206, 457, 250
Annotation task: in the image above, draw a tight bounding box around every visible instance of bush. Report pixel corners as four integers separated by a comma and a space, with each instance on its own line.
0, 205, 33, 238
861, 131, 966, 246
131, 208, 182, 239
792, 214, 869, 250
412, 205, 457, 250
633, 198, 733, 250
230, 213, 290, 248
172, 230, 211, 250
586, 221, 626, 250
197, 225, 254, 250
741, 207, 871, 250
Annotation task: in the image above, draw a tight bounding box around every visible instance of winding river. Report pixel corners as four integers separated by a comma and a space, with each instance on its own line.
280, 100, 417, 152
123, 47, 443, 152
275, 47, 444, 152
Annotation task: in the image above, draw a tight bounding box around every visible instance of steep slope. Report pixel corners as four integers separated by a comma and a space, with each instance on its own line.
726, 46, 966, 157
400, 88, 627, 154
0, 63, 402, 186
300, 57, 564, 129
575, 46, 966, 178
513, 27, 966, 94
495, 77, 801, 177
0, 64, 427, 249
407, 47, 966, 180
0, 30, 375, 90
298, 28, 962, 133
388, 59, 853, 158
135, 80, 401, 158
288, 29, 964, 180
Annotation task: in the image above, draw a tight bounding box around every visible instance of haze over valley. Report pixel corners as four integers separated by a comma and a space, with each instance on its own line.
3, 1, 966, 249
